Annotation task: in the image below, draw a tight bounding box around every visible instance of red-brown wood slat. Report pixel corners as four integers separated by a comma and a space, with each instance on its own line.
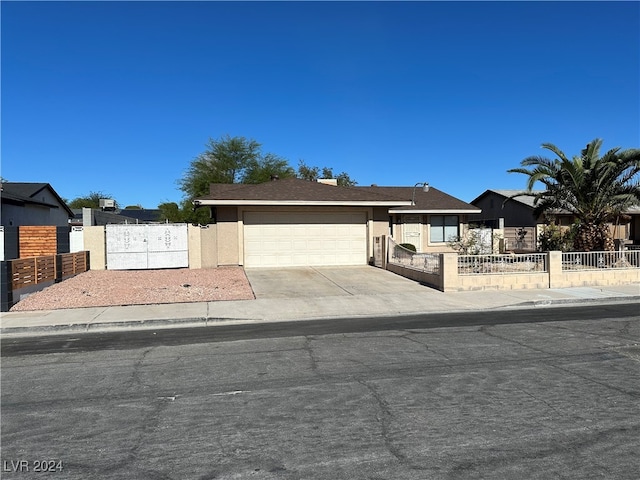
18, 226, 58, 258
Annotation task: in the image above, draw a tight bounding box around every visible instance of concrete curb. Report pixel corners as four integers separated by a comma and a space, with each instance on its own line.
0, 316, 265, 337
518, 295, 640, 309
3, 295, 639, 339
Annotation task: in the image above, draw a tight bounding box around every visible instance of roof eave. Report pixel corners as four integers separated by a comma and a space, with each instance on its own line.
390, 208, 482, 214
195, 200, 413, 207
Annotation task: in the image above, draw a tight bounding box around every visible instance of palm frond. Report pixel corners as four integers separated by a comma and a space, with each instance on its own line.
509, 139, 640, 226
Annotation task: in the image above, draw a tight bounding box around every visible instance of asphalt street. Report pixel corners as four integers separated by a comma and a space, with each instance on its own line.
2, 304, 639, 479
2, 303, 639, 356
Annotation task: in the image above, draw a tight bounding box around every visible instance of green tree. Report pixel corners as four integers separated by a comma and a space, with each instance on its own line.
508, 139, 640, 251
157, 200, 211, 224
179, 135, 297, 223
157, 202, 182, 223
179, 136, 358, 223
67, 191, 117, 209
178, 135, 263, 198
296, 160, 357, 186
243, 153, 296, 184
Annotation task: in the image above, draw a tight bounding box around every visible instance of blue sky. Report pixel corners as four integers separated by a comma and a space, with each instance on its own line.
2, 1, 639, 208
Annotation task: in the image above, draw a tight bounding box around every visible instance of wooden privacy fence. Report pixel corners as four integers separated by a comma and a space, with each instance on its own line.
18, 226, 59, 258
10, 251, 89, 289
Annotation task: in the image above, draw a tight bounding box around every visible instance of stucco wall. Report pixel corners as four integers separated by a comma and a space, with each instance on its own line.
83, 226, 106, 270
370, 207, 390, 237
556, 269, 640, 288
457, 273, 549, 290
391, 214, 468, 253
216, 207, 239, 265
188, 224, 218, 269
386, 263, 441, 290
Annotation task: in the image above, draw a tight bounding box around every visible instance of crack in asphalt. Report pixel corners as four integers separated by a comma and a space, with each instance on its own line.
356, 379, 407, 464
548, 362, 640, 398
303, 336, 320, 375
128, 347, 155, 391
540, 320, 636, 343
356, 379, 430, 472
447, 423, 640, 478
399, 330, 454, 361
478, 325, 557, 356
512, 384, 574, 422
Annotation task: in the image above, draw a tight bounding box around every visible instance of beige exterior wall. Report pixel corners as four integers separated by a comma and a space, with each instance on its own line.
370, 207, 391, 237
370, 207, 391, 263
457, 273, 549, 290
83, 226, 106, 270
554, 269, 640, 288
215, 207, 239, 265
188, 224, 218, 269
392, 213, 470, 253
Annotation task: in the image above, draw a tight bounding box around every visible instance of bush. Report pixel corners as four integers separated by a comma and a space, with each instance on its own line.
399, 243, 416, 252
538, 223, 574, 252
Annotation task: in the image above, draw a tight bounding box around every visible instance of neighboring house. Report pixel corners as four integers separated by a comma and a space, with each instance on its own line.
1, 182, 73, 227
470, 189, 640, 250
116, 209, 163, 224
70, 208, 162, 226
469, 190, 545, 228
0, 182, 75, 260
194, 177, 480, 267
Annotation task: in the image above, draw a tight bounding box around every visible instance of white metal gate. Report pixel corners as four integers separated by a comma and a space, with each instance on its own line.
106, 224, 188, 270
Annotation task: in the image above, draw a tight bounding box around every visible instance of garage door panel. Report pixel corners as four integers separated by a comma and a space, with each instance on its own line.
244, 212, 366, 267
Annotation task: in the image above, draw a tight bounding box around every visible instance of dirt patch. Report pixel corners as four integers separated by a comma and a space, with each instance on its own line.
9, 267, 255, 311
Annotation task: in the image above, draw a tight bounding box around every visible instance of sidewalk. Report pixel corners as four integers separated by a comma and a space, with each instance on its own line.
2, 282, 639, 338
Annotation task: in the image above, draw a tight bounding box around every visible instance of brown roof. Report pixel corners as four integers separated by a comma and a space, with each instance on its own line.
197, 178, 408, 204
195, 177, 479, 212
362, 186, 480, 212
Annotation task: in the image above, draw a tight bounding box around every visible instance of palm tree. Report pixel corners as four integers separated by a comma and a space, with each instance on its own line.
508, 139, 640, 251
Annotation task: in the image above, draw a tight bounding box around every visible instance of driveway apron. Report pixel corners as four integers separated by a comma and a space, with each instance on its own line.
244, 266, 430, 299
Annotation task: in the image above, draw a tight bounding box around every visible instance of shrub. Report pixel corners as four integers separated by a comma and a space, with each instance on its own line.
393, 243, 417, 258
399, 243, 417, 252
538, 223, 574, 252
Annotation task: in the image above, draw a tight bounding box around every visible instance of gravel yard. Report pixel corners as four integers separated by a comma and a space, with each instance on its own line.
9, 267, 255, 311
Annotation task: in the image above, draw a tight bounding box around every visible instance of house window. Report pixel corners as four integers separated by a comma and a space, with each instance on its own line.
430, 215, 459, 243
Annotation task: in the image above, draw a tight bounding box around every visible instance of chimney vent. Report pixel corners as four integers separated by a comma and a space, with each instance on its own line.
317, 178, 338, 186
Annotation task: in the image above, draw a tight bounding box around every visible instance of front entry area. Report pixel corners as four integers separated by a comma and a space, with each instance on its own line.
243, 211, 367, 267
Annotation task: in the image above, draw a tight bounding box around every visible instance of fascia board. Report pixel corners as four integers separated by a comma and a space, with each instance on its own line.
390, 209, 482, 214
195, 200, 412, 206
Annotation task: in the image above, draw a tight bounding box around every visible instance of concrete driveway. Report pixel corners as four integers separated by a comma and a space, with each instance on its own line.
244, 265, 430, 299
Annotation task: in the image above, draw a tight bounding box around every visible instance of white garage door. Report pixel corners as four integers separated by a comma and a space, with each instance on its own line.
244, 212, 367, 267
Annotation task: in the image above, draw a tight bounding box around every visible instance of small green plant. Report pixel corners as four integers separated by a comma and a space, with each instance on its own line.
538, 223, 574, 252
399, 243, 416, 252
